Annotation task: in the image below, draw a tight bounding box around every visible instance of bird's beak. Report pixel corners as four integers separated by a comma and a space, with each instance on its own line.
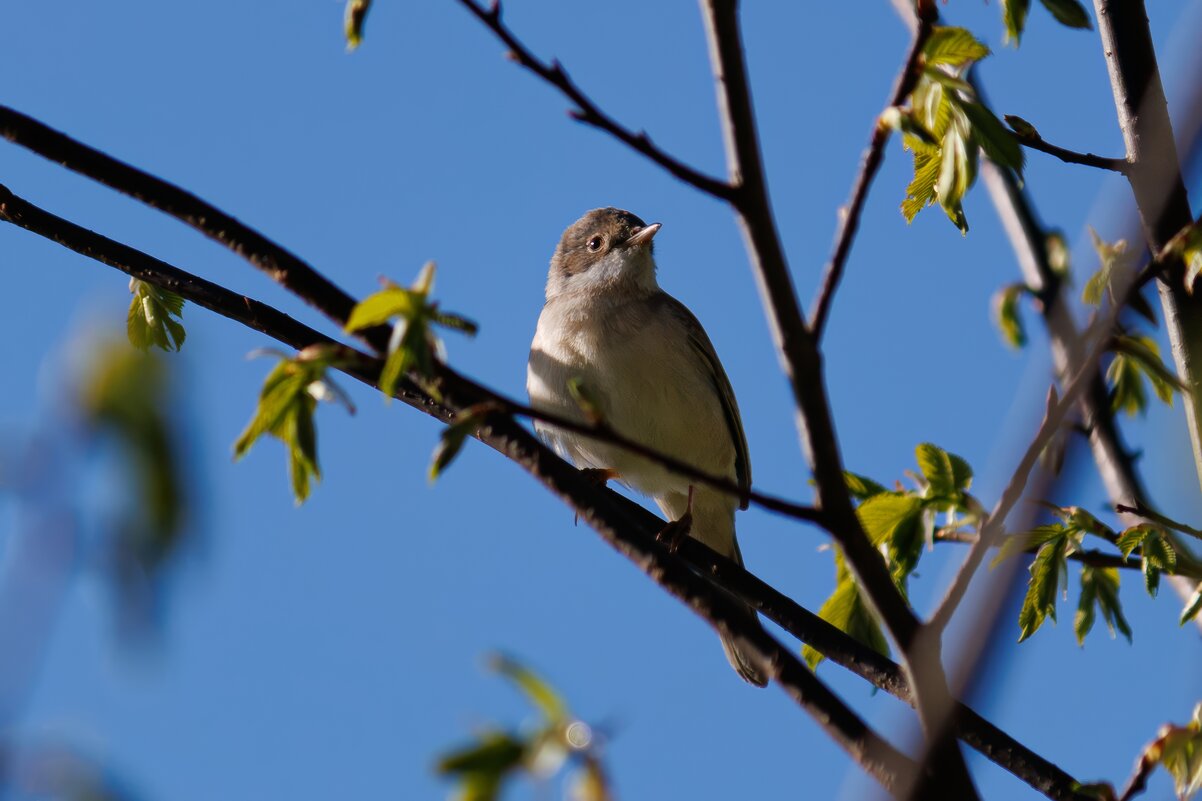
625, 222, 662, 249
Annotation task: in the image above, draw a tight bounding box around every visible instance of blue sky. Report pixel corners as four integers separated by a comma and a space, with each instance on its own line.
1, 2, 1201, 799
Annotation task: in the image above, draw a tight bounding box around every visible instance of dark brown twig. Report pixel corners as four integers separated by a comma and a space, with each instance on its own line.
809, 2, 937, 340
1015, 132, 1130, 174
452, 1, 734, 201
1115, 503, 1202, 541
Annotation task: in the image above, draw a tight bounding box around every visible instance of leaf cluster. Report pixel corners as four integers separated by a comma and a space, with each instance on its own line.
806, 443, 978, 668
435, 655, 613, 801
233, 345, 356, 504
1002, 0, 1092, 45
344, 262, 478, 401
127, 278, 186, 352
897, 27, 1023, 234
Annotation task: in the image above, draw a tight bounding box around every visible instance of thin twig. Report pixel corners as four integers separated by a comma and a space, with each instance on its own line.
809, 1, 936, 340
452, 1, 734, 201
934, 530, 1138, 572
1115, 503, 1202, 541
1014, 131, 1131, 174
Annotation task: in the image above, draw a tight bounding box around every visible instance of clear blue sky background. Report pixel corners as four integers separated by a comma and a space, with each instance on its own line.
2, 2, 1201, 799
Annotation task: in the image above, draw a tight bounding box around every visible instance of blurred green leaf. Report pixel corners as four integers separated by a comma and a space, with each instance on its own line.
490, 654, 570, 725
857, 493, 923, 546
430, 404, 495, 481
344, 0, 373, 50
127, 279, 186, 352
1003, 0, 1031, 43
1075, 566, 1131, 645
1109, 334, 1184, 414
1083, 228, 1130, 306
960, 99, 1025, 173
1128, 704, 1202, 801
844, 471, 887, 501
923, 26, 991, 68
1181, 585, 1202, 626
993, 283, 1030, 348
804, 561, 890, 669
915, 442, 972, 499
1039, 0, 1092, 29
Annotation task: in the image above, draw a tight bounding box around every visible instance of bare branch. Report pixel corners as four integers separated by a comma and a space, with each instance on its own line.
1116, 503, 1202, 542
809, 1, 936, 340
1013, 130, 1130, 174
451, 1, 734, 200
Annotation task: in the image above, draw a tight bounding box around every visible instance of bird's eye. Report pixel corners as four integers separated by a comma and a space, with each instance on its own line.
587, 236, 603, 252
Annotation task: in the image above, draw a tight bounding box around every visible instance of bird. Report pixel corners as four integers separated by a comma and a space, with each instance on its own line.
526, 206, 768, 687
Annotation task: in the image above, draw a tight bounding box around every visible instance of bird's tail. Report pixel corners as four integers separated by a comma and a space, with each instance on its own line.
719, 541, 769, 687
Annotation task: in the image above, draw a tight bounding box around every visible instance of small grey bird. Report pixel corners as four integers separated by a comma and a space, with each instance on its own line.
527, 207, 768, 687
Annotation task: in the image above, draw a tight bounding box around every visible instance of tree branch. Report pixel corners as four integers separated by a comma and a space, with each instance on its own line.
1014, 130, 1130, 174
809, 1, 936, 340
1115, 503, 1202, 542
451, 1, 734, 201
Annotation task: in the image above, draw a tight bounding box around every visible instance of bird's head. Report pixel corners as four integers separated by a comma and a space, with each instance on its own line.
546, 207, 662, 300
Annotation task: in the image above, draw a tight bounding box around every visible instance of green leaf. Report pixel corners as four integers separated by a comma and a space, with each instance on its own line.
489, 654, 570, 725
1039, 0, 1092, 29
127, 279, 187, 352
1181, 585, 1202, 626
234, 352, 349, 504
902, 150, 942, 222
857, 493, 923, 545
345, 288, 422, 332
992, 524, 1067, 566
437, 732, 527, 777
430, 404, 496, 481
1075, 566, 1131, 645
1045, 231, 1070, 275
844, 471, 887, 501
1141, 529, 1177, 597
960, 99, 1025, 174
1112, 333, 1185, 406
1116, 524, 1153, 559
803, 572, 890, 669
1107, 351, 1149, 417
1004, 114, 1040, 140
936, 124, 974, 235
915, 443, 971, 498
1083, 228, 1129, 306
1018, 536, 1069, 641
994, 283, 1030, 349
880, 107, 939, 148
344, 0, 373, 50
923, 26, 991, 68
1003, 0, 1031, 44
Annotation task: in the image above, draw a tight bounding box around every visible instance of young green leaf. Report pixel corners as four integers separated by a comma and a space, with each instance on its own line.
902, 151, 941, 222
436, 731, 527, 778
857, 493, 924, 546
960, 99, 1025, 173
490, 654, 570, 725
803, 572, 890, 669
1075, 566, 1131, 645
992, 524, 1068, 567
1082, 228, 1129, 306
1110, 333, 1185, 409
915, 442, 972, 498
1018, 536, 1069, 641
936, 124, 974, 234
1141, 530, 1177, 597
127, 279, 187, 352
1003, 0, 1031, 43
993, 283, 1030, 348
923, 26, 991, 68
234, 351, 351, 504
844, 471, 887, 501
1039, 0, 1092, 30
1125, 704, 1202, 801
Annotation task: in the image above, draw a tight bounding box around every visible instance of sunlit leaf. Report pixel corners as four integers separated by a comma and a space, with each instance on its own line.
844, 471, 887, 501
127, 279, 187, 352
1003, 0, 1031, 43
804, 569, 890, 669
344, 0, 373, 50
490, 654, 570, 724
1039, 0, 1092, 29
923, 26, 991, 68
1018, 536, 1069, 641
1181, 585, 1202, 626
1075, 566, 1131, 645
994, 283, 1030, 348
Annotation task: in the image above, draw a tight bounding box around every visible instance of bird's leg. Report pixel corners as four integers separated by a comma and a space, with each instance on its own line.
656, 485, 694, 553
575, 468, 621, 524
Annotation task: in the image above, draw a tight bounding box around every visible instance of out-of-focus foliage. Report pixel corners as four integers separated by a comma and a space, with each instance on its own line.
1001, 0, 1092, 45
344, 0, 373, 50
435, 655, 614, 801
78, 340, 189, 630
